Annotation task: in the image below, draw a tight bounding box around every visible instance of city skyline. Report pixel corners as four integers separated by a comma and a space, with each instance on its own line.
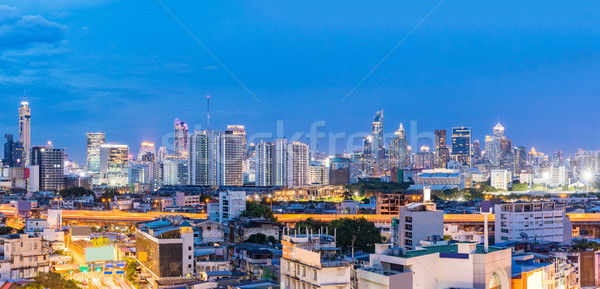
1, 1, 600, 162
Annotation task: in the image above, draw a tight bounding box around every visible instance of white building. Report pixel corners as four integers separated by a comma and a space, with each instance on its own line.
550, 165, 570, 187
0, 234, 50, 279
309, 162, 329, 185
519, 171, 535, 185
393, 202, 443, 250
494, 202, 572, 244
490, 169, 511, 191
287, 142, 309, 188
99, 143, 129, 186
357, 242, 512, 289
281, 230, 352, 289
218, 191, 246, 224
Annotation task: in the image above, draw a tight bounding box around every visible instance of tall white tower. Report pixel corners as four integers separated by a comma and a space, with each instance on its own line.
19, 95, 31, 165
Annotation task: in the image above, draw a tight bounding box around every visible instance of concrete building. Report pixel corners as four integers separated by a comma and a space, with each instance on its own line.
30, 143, 65, 191
494, 202, 572, 244
86, 132, 105, 180
392, 202, 443, 250
287, 142, 309, 188
136, 217, 195, 281
99, 143, 129, 186
0, 234, 50, 279
375, 192, 414, 215
414, 169, 472, 190
490, 169, 512, 191
281, 230, 352, 289
218, 191, 246, 224
308, 162, 329, 185
357, 242, 512, 289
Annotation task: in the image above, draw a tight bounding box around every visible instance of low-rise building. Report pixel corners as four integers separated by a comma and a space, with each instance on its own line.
0, 234, 51, 279
226, 218, 280, 244
495, 202, 572, 244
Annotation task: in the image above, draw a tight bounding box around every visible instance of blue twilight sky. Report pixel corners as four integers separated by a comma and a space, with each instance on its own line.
1, 0, 599, 163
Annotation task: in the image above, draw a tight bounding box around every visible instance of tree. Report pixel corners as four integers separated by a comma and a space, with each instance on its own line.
330, 218, 383, 253
240, 201, 277, 222
125, 258, 139, 286
91, 237, 111, 247
59, 186, 94, 198
23, 272, 80, 289
0, 226, 13, 235
511, 183, 529, 191
244, 233, 268, 244
53, 249, 68, 256
342, 191, 353, 200
98, 187, 119, 202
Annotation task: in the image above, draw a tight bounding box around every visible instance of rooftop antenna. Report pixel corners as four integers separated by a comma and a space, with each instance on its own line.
207, 95, 210, 130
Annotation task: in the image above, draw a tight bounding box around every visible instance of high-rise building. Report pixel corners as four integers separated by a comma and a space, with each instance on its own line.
3, 134, 24, 167
157, 146, 168, 162
137, 142, 156, 162
226, 125, 247, 156
218, 130, 244, 186
414, 146, 434, 170
552, 151, 564, 168
174, 118, 189, 160
19, 97, 31, 166
434, 129, 449, 168
486, 122, 506, 167
472, 139, 482, 162
287, 142, 309, 187
371, 110, 385, 164
188, 129, 244, 186
514, 146, 527, 173
31, 142, 65, 191
255, 141, 274, 186
390, 123, 408, 169
188, 130, 218, 186
86, 132, 105, 177
99, 143, 129, 186
451, 127, 472, 167
274, 138, 288, 186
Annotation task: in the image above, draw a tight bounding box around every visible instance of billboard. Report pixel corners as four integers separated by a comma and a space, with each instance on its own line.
85, 246, 116, 263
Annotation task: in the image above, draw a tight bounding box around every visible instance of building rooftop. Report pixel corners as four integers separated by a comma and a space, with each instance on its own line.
391, 244, 504, 258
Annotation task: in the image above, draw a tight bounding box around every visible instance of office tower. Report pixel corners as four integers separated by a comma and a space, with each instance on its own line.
329, 158, 359, 185
255, 141, 274, 186
86, 132, 105, 177
414, 146, 434, 170
226, 125, 247, 156
451, 127, 472, 167
434, 129, 449, 168
136, 218, 195, 279
495, 202, 572, 244
287, 142, 309, 187
371, 110, 385, 163
157, 146, 168, 162
174, 118, 189, 160
18, 97, 31, 165
472, 139, 481, 161
188, 130, 218, 186
274, 138, 288, 186
31, 142, 65, 191
362, 136, 372, 160
3, 134, 24, 167
393, 202, 443, 250
486, 122, 506, 167
552, 151, 564, 168
99, 143, 129, 186
390, 123, 408, 169
514, 146, 527, 173
137, 141, 156, 162
218, 130, 244, 186
86, 132, 106, 179
163, 159, 188, 185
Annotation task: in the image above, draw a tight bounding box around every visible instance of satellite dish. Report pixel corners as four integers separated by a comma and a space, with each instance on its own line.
520, 232, 529, 241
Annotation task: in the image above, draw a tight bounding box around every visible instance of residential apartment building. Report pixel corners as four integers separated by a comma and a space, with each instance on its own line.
494, 202, 572, 244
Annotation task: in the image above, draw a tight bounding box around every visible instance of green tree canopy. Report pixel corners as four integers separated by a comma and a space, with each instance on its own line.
244, 233, 268, 244
59, 186, 94, 198
295, 217, 383, 253
511, 183, 529, 191
23, 272, 80, 289
0, 226, 14, 235
240, 201, 277, 222
90, 237, 111, 247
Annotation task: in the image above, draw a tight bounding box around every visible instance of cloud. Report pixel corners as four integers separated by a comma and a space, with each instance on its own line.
0, 6, 67, 47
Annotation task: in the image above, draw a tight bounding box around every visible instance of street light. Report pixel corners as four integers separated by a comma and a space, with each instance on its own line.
542, 172, 550, 191
583, 171, 593, 192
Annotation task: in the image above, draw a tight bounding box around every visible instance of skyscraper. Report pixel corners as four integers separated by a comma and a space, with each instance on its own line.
287, 142, 309, 187
3, 134, 24, 167
174, 118, 189, 160
31, 142, 65, 191
486, 122, 506, 167
157, 146, 168, 162
451, 127, 472, 167
371, 110, 385, 163
137, 141, 156, 162
99, 143, 129, 186
390, 123, 408, 169
226, 125, 247, 155
218, 130, 244, 186
19, 96, 31, 165
86, 132, 105, 177
434, 129, 449, 169
255, 141, 274, 186
274, 138, 288, 186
